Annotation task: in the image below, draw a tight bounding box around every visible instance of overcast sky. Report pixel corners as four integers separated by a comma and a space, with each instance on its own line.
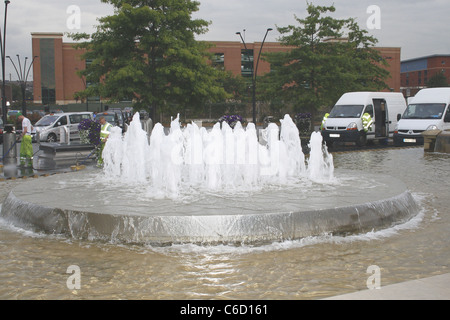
3, 0, 449, 81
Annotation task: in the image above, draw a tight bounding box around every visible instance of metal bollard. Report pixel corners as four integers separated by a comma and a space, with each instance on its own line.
60, 126, 70, 144
2, 129, 18, 166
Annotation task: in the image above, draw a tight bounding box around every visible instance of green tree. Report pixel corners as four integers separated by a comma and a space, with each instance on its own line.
70, 0, 230, 120
427, 72, 448, 88
260, 4, 389, 114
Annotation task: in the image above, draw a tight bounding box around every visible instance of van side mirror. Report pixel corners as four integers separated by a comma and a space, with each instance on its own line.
397, 114, 401, 121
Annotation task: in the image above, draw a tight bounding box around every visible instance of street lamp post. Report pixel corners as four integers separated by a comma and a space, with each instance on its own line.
7, 54, 38, 116
1, 0, 10, 127
236, 28, 272, 125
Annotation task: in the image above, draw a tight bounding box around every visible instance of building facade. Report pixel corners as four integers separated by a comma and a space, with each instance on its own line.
32, 33, 86, 105
31, 32, 401, 106
401, 54, 450, 98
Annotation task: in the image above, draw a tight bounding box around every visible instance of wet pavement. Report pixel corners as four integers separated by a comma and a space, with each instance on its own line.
325, 273, 450, 300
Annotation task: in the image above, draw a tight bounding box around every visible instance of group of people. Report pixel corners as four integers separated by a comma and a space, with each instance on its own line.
16, 112, 113, 169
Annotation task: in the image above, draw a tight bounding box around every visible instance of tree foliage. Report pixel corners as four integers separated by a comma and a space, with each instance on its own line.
426, 72, 448, 88
260, 4, 390, 114
70, 0, 230, 119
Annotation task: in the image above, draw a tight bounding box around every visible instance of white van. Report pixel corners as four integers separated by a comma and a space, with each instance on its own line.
394, 88, 450, 146
322, 92, 407, 147
34, 112, 93, 142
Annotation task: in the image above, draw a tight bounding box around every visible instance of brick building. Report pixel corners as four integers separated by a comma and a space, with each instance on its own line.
31, 32, 401, 106
401, 54, 450, 98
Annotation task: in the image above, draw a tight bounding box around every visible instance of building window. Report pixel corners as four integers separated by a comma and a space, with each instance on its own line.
40, 39, 56, 105
212, 53, 225, 70
241, 49, 253, 77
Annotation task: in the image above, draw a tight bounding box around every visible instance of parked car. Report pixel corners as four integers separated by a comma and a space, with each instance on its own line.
109, 108, 128, 130
97, 110, 126, 132
34, 112, 93, 142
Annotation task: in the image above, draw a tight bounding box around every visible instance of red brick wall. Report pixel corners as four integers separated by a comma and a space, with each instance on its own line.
62, 44, 86, 101
32, 35, 402, 103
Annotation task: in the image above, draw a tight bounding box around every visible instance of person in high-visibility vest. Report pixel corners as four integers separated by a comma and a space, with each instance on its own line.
97, 116, 112, 166
17, 112, 34, 168
320, 113, 329, 130
362, 113, 373, 132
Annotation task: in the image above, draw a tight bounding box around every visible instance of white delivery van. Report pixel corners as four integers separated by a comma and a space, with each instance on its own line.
34, 112, 93, 142
322, 92, 407, 147
394, 88, 450, 146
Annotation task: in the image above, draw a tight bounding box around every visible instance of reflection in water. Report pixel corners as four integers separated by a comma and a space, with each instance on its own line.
0, 147, 449, 299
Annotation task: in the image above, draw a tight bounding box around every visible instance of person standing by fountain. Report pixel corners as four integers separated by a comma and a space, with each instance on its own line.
362, 112, 373, 133
98, 116, 112, 167
17, 112, 33, 168
320, 113, 329, 130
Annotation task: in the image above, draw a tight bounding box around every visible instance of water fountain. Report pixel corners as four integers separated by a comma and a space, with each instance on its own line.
0, 113, 419, 245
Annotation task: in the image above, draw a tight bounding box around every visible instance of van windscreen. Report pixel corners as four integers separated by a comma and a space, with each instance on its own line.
402, 103, 446, 119
34, 115, 59, 126
329, 105, 364, 118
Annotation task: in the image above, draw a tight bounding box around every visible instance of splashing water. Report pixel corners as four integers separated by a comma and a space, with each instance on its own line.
102, 113, 334, 198
307, 131, 334, 183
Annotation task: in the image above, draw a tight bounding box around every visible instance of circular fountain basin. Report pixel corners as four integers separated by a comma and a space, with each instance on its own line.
0, 168, 420, 245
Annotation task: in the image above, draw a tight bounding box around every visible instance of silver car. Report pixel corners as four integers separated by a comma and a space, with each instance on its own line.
34, 112, 93, 142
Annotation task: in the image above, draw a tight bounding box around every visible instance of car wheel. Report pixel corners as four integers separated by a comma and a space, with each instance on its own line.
47, 133, 57, 143
356, 132, 367, 147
